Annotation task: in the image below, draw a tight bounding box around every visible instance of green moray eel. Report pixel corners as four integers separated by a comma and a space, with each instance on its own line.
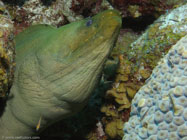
0, 10, 121, 137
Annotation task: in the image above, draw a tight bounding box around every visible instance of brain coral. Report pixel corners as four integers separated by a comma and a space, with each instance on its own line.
123, 35, 187, 140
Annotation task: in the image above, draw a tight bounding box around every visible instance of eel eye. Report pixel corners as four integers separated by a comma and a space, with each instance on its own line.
86, 18, 93, 27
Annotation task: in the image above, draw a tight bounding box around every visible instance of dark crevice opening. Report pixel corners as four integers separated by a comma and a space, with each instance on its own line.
40, 0, 56, 6
122, 15, 156, 32
0, 98, 7, 117
2, 0, 56, 6
2, 0, 29, 6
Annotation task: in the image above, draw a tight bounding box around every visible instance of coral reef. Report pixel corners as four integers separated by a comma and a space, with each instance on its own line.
100, 4, 187, 140
7, 0, 67, 30
0, 1, 15, 98
4, 0, 187, 30
123, 35, 187, 140
0, 0, 186, 139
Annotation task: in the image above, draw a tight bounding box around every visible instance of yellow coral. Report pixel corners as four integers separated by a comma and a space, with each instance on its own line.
116, 119, 124, 137
115, 93, 130, 105
0, 30, 3, 37
101, 105, 118, 117
139, 69, 151, 79
105, 121, 117, 138
116, 83, 126, 92
105, 119, 124, 138
116, 74, 128, 82
124, 65, 131, 74
117, 68, 126, 75
126, 87, 136, 98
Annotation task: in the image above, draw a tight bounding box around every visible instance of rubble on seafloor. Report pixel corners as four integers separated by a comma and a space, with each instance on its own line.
0, 1, 15, 98
123, 34, 187, 140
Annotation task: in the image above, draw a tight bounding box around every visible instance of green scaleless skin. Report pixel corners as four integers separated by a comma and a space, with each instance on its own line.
0, 10, 121, 137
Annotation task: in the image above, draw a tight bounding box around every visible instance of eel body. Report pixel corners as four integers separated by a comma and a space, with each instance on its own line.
0, 10, 121, 138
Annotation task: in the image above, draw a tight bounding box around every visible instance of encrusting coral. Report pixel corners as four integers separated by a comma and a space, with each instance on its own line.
0, 1, 15, 98
123, 34, 187, 140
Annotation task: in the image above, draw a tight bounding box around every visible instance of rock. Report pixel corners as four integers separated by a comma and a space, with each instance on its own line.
0, 1, 15, 98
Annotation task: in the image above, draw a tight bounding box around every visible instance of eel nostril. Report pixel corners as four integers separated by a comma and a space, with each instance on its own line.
86, 18, 93, 27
